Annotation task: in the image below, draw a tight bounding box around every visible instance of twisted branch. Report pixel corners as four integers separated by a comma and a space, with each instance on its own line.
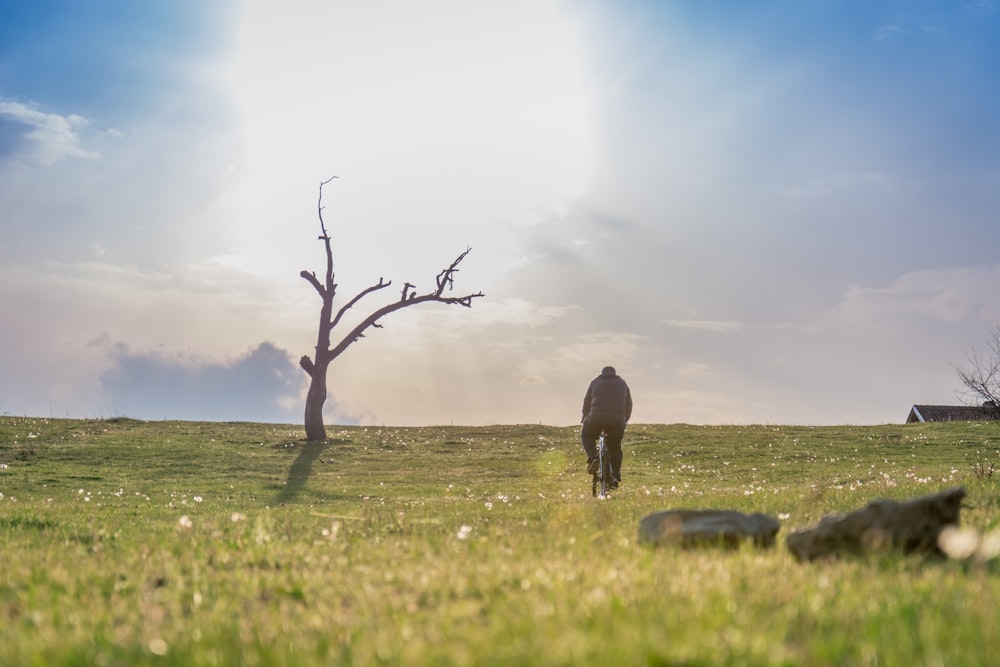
327, 249, 484, 360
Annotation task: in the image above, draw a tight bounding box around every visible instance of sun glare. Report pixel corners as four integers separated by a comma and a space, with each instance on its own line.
223, 1, 594, 282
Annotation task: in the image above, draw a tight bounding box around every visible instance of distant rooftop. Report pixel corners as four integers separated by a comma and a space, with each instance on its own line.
906, 404, 1000, 423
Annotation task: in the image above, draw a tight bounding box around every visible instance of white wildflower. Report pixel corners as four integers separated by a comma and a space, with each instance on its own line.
938, 526, 979, 560
979, 530, 1000, 561
939, 526, 1000, 563
456, 525, 473, 540
322, 521, 341, 541
149, 638, 168, 656
178, 515, 193, 529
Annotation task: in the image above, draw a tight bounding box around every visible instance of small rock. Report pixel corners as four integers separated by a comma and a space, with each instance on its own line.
785, 487, 966, 562
638, 509, 781, 549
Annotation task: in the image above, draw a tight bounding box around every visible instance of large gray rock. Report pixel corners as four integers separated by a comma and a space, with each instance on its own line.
638, 509, 781, 549
785, 487, 967, 562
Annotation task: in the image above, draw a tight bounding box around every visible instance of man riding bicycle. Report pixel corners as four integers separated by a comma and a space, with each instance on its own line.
581, 366, 633, 489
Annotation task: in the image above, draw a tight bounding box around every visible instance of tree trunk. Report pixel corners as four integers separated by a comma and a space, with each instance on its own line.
303, 368, 328, 441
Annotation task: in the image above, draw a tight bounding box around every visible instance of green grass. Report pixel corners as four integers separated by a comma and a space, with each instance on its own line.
1, 417, 999, 666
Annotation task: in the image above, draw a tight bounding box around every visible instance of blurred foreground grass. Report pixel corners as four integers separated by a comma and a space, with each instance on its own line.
1, 416, 999, 665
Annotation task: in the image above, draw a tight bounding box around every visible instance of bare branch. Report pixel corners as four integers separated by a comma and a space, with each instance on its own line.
317, 178, 339, 296
326, 249, 484, 361
316, 176, 338, 240
955, 323, 1000, 414
435, 247, 472, 296
299, 270, 325, 297
331, 278, 392, 329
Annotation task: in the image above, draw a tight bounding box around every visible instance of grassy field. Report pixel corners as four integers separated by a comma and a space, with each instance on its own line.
1, 416, 999, 666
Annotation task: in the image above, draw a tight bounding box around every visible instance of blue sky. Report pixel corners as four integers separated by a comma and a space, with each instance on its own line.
1, 1, 998, 425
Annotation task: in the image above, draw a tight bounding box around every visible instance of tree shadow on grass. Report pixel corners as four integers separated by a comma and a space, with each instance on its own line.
273, 438, 349, 505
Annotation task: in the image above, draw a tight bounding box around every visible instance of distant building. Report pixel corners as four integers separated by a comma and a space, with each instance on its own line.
906, 403, 1000, 423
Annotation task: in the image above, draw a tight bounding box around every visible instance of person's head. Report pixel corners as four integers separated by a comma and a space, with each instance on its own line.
601, 366, 616, 377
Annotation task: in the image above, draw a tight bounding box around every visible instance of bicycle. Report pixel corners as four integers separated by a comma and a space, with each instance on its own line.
591, 432, 613, 499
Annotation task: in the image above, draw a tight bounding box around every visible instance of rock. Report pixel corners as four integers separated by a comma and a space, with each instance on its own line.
638, 509, 781, 549
785, 487, 967, 562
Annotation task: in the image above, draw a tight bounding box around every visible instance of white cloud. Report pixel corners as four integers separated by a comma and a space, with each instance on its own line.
515, 332, 647, 386
676, 362, 719, 380
966, 0, 996, 16
835, 266, 1000, 324
0, 99, 99, 164
777, 171, 901, 199
776, 180, 834, 199
420, 298, 578, 335
874, 25, 906, 42
663, 320, 743, 333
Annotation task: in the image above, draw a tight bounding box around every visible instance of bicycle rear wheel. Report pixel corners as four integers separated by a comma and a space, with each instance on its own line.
597, 433, 610, 498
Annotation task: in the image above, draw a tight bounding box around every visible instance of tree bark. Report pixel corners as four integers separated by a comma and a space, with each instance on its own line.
302, 361, 328, 441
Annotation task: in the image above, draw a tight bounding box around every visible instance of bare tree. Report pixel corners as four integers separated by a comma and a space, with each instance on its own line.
955, 322, 1000, 416
298, 177, 484, 441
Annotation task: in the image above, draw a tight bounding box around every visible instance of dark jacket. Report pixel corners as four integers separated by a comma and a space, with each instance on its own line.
582, 371, 633, 423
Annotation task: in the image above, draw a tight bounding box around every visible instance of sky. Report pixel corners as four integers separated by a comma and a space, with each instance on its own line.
1, 0, 999, 427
